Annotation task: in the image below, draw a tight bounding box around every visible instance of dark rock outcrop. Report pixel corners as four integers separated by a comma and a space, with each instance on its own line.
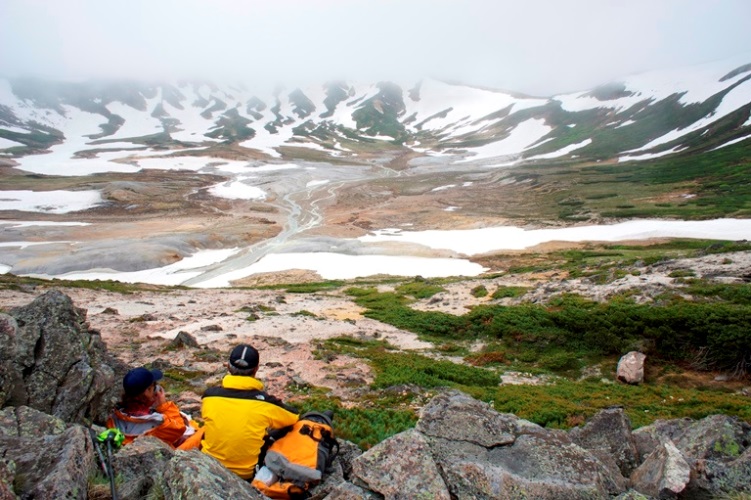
0, 406, 93, 499
1, 290, 119, 424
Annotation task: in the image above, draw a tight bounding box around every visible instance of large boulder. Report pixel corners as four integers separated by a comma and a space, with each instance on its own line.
617, 351, 646, 384
415, 390, 516, 447
438, 431, 626, 499
632, 414, 751, 497
110, 436, 175, 500
1, 290, 119, 424
160, 449, 264, 499
569, 406, 639, 477
351, 429, 451, 499
629, 440, 691, 498
0, 406, 94, 499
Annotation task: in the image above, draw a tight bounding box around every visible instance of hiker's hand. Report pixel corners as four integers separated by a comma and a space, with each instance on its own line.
154, 384, 167, 407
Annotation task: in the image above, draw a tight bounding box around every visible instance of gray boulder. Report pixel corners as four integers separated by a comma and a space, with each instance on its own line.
0, 459, 15, 500
351, 429, 451, 500
110, 436, 175, 500
323, 481, 382, 499
632, 418, 695, 462
0, 406, 93, 499
671, 414, 751, 461
441, 432, 626, 499
569, 406, 639, 477
685, 445, 751, 498
1, 291, 118, 424
629, 440, 691, 498
416, 390, 516, 447
160, 449, 264, 499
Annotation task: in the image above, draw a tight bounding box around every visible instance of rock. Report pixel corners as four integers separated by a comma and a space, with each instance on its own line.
2, 291, 118, 424
200, 324, 223, 332
671, 414, 751, 461
439, 431, 626, 499
170, 330, 200, 349
613, 490, 651, 499
632, 417, 694, 462
569, 406, 639, 477
415, 389, 516, 447
101, 307, 119, 315
630, 440, 690, 498
322, 481, 382, 499
160, 449, 264, 499
0, 459, 15, 500
0, 406, 94, 499
685, 445, 751, 497
617, 351, 646, 384
351, 429, 451, 499
110, 436, 175, 500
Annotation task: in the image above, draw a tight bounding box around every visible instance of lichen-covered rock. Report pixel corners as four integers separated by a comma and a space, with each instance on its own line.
111, 436, 175, 500
671, 414, 751, 461
569, 406, 639, 477
0, 421, 93, 499
684, 446, 751, 498
351, 429, 451, 500
0, 458, 15, 500
323, 481, 382, 499
2, 291, 119, 424
416, 389, 516, 447
0, 405, 67, 438
630, 440, 690, 498
613, 490, 651, 499
160, 449, 264, 499
632, 418, 694, 463
617, 351, 646, 384
440, 432, 626, 499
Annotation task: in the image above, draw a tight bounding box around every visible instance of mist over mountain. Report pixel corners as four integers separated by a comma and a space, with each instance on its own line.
1, 54, 749, 170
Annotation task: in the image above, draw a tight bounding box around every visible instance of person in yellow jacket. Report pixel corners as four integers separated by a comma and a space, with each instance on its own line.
201, 344, 299, 480
107, 367, 201, 449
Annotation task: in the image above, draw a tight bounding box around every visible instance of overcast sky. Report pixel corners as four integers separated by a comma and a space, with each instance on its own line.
1, 0, 750, 96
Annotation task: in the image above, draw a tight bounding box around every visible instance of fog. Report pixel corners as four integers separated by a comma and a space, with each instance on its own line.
1, 0, 750, 96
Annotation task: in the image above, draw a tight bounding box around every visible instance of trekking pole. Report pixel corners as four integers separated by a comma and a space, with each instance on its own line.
104, 433, 118, 500
89, 429, 109, 478
96, 429, 124, 500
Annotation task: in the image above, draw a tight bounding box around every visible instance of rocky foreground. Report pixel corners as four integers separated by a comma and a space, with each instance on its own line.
1, 290, 751, 499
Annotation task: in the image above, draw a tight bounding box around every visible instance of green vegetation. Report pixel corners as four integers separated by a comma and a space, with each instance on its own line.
470, 285, 488, 298
395, 279, 445, 299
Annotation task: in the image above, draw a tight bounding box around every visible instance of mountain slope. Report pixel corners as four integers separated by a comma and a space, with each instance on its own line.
1, 54, 750, 172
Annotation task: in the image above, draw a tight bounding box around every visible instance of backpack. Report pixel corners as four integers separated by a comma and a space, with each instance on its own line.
251, 411, 339, 500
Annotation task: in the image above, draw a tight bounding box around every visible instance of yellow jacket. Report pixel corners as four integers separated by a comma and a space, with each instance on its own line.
201, 374, 299, 479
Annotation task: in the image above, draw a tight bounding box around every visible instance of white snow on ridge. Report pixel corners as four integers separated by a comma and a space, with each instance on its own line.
457, 118, 552, 162
710, 134, 751, 151
0, 137, 23, 148
554, 55, 751, 114
618, 148, 683, 162
624, 76, 751, 153
403, 79, 547, 136
0, 189, 104, 213
527, 138, 592, 160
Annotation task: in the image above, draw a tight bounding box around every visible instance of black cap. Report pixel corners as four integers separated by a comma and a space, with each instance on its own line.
229, 344, 259, 370
123, 367, 163, 397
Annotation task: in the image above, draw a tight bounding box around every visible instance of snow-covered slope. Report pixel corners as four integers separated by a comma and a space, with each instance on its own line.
1, 54, 750, 174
